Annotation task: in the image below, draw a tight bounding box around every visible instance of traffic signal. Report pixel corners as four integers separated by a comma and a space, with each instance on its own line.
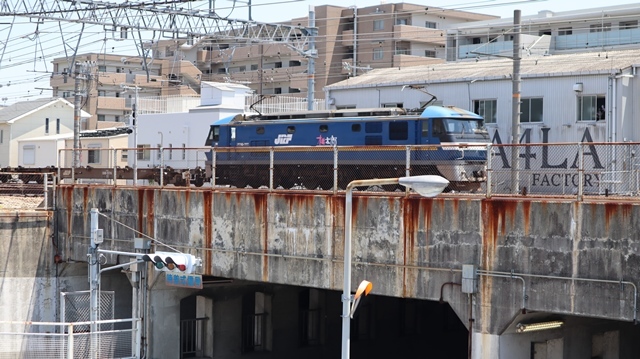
141, 251, 198, 274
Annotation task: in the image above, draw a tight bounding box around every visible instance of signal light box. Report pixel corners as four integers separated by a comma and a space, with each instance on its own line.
165, 273, 203, 289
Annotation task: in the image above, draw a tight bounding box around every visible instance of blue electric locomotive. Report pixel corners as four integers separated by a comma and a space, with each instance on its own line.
205, 105, 490, 191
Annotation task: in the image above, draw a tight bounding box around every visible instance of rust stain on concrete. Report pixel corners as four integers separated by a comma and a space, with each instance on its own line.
145, 189, 155, 238
481, 200, 518, 270
522, 200, 531, 237
203, 191, 213, 273
603, 202, 633, 233
247, 193, 269, 282
82, 186, 89, 213
64, 187, 73, 238
401, 197, 421, 298
137, 189, 144, 235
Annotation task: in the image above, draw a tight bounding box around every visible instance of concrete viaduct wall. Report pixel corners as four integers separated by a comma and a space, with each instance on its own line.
54, 186, 640, 339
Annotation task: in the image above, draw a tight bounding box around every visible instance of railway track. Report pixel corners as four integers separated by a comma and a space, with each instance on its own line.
0, 182, 46, 196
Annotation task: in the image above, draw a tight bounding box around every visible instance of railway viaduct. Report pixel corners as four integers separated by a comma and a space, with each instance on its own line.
3, 185, 640, 358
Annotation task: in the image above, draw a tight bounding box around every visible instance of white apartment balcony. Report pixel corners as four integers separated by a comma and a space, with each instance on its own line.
393, 25, 446, 46
96, 97, 126, 111
393, 54, 445, 68
555, 28, 640, 50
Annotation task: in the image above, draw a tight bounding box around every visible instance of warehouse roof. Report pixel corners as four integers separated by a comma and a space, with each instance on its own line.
325, 49, 640, 90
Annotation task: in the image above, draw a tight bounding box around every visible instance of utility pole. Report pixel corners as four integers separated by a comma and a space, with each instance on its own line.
89, 208, 103, 359
73, 62, 82, 168
306, 6, 316, 110
511, 10, 521, 194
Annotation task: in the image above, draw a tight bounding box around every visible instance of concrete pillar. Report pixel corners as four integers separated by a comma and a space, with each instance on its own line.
472, 332, 500, 359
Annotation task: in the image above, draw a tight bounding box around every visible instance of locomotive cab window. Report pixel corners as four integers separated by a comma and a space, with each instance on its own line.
421, 121, 429, 137
287, 126, 296, 134
389, 121, 408, 141
205, 126, 220, 146
256, 126, 265, 134
319, 125, 328, 133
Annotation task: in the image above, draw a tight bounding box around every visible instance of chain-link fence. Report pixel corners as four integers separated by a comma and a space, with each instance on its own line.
0, 319, 138, 359
0, 172, 52, 211
25, 142, 640, 200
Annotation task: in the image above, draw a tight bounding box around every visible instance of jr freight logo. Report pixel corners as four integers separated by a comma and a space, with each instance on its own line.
274, 134, 293, 145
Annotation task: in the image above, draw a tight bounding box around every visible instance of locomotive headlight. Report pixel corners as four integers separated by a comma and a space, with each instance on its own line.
398, 175, 449, 197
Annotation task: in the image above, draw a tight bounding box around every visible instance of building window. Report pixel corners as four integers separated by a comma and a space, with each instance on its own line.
56, 118, 60, 134
298, 289, 321, 347
62, 91, 71, 98
396, 18, 408, 25
424, 50, 436, 58
590, 23, 611, 32
242, 292, 271, 353
473, 99, 497, 124
98, 65, 106, 72
97, 115, 105, 121
121, 150, 128, 161
182, 144, 186, 160
558, 27, 573, 35
383, 103, 402, 108
45, 118, 49, 134
23, 145, 36, 165
250, 64, 258, 71
620, 20, 638, 30
395, 48, 410, 55
425, 21, 437, 29
98, 90, 106, 97
115, 116, 120, 122
577, 95, 606, 121
168, 144, 173, 160
88, 145, 101, 164
373, 48, 384, 60
521, 98, 543, 123
157, 143, 162, 160
538, 29, 551, 36
373, 19, 384, 31
0, 129, 3, 144
389, 121, 408, 141
138, 144, 151, 161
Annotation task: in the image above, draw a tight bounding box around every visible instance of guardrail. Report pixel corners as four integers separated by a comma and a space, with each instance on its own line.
6, 142, 638, 201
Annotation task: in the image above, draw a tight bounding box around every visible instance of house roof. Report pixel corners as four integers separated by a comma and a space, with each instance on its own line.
0, 97, 90, 124
325, 48, 640, 90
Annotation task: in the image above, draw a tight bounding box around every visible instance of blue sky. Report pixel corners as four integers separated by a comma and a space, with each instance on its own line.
0, 0, 638, 105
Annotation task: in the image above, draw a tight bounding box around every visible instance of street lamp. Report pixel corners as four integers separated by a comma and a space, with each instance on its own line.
341, 175, 449, 359
120, 83, 140, 184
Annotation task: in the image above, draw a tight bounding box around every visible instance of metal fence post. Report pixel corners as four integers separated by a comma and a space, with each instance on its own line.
212, 149, 216, 188
113, 149, 118, 185
270, 148, 274, 191
67, 323, 74, 359
160, 147, 164, 187
333, 145, 338, 194
486, 144, 492, 198
578, 142, 584, 201
405, 146, 411, 177
43, 173, 48, 210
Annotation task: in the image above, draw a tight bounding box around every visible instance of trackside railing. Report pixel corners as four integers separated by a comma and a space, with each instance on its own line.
50, 142, 640, 200
0, 319, 139, 359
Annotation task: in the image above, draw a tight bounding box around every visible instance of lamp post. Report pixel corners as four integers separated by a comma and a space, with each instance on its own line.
341, 175, 449, 359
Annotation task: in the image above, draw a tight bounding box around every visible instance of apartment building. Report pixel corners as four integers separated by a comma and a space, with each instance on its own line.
49, 3, 494, 129
51, 53, 201, 130
188, 4, 495, 98
449, 4, 640, 60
